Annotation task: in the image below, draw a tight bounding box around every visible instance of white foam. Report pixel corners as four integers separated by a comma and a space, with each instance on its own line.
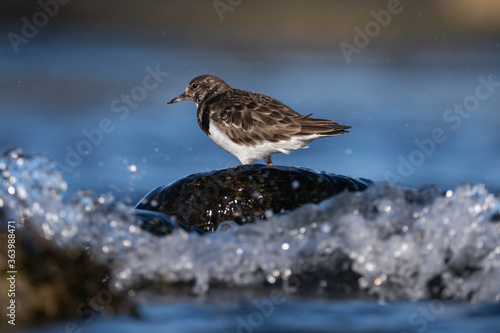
1, 149, 499, 302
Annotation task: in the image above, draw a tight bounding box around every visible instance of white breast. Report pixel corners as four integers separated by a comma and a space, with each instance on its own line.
207, 119, 321, 164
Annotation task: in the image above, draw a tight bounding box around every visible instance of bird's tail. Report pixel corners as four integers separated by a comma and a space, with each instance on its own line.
298, 117, 351, 136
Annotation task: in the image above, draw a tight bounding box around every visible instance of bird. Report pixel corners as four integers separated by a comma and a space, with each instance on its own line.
167, 75, 351, 165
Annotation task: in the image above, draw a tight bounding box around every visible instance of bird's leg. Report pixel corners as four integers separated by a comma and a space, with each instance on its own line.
264, 156, 273, 166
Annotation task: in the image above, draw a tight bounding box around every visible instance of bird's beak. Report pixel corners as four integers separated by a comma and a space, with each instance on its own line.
167, 92, 189, 104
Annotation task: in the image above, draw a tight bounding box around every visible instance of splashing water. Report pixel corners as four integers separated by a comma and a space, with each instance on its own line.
1, 148, 499, 302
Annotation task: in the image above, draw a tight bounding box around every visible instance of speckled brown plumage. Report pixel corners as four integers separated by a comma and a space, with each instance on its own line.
168, 75, 351, 164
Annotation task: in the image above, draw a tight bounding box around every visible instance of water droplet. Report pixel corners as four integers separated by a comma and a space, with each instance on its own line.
119, 268, 131, 279
17, 187, 27, 200
321, 224, 331, 233
252, 191, 262, 199
473, 204, 482, 213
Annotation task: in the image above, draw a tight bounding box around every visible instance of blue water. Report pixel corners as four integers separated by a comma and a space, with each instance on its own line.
2, 27, 500, 332
28, 299, 500, 333
2, 28, 499, 199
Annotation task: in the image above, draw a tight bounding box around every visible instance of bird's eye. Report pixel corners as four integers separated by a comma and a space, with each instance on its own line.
191, 83, 198, 89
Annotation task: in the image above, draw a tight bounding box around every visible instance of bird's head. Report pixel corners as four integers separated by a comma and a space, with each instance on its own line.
168, 74, 231, 105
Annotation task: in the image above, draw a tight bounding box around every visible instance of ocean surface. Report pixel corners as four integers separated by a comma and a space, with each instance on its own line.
1, 27, 500, 332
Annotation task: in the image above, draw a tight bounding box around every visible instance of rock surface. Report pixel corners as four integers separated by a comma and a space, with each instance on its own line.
0, 220, 134, 330
133, 209, 205, 236
135, 164, 373, 232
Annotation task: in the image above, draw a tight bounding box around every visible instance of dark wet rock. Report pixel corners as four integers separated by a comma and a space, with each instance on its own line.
133, 209, 205, 236
135, 164, 373, 232
0, 218, 134, 330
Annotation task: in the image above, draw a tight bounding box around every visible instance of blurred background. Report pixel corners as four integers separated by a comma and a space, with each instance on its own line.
1, 0, 499, 199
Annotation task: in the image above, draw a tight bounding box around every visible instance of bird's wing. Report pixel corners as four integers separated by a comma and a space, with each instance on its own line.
209, 91, 304, 146
210, 90, 350, 146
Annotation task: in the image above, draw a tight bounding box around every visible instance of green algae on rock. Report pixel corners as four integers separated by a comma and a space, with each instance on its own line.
135, 164, 373, 232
